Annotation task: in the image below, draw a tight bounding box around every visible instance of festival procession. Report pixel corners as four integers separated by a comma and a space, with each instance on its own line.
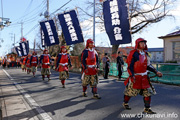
0, 0, 180, 120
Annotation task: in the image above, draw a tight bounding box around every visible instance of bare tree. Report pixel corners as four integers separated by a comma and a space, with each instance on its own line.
78, 0, 177, 54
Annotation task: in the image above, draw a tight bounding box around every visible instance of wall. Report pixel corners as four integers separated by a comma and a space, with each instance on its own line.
163, 36, 180, 62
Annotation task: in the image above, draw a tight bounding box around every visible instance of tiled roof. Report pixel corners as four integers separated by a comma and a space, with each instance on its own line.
159, 30, 180, 39
147, 48, 164, 52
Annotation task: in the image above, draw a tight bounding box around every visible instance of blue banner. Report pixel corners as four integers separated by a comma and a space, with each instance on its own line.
40, 20, 59, 46
19, 42, 29, 56
58, 10, 84, 45
15, 46, 22, 56
103, 0, 131, 45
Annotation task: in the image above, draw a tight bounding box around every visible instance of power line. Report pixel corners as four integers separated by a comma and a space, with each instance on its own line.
24, 0, 74, 37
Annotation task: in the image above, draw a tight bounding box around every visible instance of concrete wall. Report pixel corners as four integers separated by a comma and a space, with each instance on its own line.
163, 36, 180, 62
149, 51, 164, 63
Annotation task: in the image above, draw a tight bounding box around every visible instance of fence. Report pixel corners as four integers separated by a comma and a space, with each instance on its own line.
99, 63, 180, 85
70, 56, 180, 85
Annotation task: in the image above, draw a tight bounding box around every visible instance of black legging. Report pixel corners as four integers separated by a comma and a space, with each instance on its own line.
118, 66, 123, 79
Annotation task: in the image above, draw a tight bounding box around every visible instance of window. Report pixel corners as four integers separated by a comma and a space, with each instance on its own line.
173, 42, 180, 59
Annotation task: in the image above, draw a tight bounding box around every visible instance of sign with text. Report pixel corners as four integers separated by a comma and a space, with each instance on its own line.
58, 10, 84, 45
103, 0, 131, 45
40, 20, 59, 46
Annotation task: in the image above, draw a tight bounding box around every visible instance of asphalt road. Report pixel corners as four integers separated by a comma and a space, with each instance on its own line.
3, 68, 180, 120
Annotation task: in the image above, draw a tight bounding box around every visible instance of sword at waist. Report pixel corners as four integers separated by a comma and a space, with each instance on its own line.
135, 71, 148, 76
87, 65, 97, 68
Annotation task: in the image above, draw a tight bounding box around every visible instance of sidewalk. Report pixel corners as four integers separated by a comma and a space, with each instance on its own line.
0, 68, 39, 120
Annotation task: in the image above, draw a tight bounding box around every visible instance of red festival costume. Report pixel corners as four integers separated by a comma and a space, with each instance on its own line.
26, 54, 31, 74
30, 51, 38, 77
40, 49, 51, 81
123, 38, 162, 114
81, 39, 101, 99
56, 46, 72, 88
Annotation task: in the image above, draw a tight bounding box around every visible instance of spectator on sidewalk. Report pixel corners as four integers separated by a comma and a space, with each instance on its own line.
102, 53, 110, 79
104, 57, 110, 79
116, 51, 124, 81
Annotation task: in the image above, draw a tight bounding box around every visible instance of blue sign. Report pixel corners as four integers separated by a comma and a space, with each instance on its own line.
40, 20, 59, 46
19, 42, 29, 56
103, 0, 131, 45
58, 10, 84, 45
15, 46, 22, 56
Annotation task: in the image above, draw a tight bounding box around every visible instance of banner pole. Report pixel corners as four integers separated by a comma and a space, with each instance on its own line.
93, 0, 96, 45
127, 0, 132, 47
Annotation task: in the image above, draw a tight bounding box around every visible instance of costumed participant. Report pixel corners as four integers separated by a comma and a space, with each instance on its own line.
2, 57, 7, 68
81, 39, 101, 99
21, 56, 27, 72
25, 54, 32, 74
123, 38, 163, 114
56, 46, 72, 88
39, 49, 51, 81
30, 51, 38, 77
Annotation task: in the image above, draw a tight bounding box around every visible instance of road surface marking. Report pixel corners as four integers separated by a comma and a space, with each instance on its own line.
3, 69, 53, 120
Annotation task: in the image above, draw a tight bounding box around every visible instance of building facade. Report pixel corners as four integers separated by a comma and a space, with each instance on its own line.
159, 30, 180, 63
147, 48, 164, 63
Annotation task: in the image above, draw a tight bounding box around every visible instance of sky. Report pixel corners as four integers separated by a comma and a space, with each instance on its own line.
0, 0, 180, 57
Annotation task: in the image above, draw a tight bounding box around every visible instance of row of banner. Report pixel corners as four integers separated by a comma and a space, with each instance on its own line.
40, 0, 131, 47
15, 0, 132, 56
15, 41, 29, 56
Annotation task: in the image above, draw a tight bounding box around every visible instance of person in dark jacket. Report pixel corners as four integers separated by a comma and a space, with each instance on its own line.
117, 51, 124, 81
104, 57, 110, 79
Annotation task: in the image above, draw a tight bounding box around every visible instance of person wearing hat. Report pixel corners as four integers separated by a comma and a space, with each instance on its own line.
21, 56, 27, 72
2, 57, 7, 69
81, 39, 101, 99
56, 46, 72, 88
123, 38, 163, 114
25, 54, 32, 74
116, 51, 124, 81
30, 51, 38, 77
40, 49, 51, 81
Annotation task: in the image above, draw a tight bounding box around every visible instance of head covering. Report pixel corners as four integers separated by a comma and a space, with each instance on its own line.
32, 51, 37, 55
86, 39, 94, 48
60, 45, 67, 53
43, 49, 48, 54
135, 38, 147, 50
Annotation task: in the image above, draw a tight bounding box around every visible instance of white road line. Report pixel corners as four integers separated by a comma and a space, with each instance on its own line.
3, 69, 53, 120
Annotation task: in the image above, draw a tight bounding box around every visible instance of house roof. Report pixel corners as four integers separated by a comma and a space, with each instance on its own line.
147, 48, 164, 52
159, 30, 180, 39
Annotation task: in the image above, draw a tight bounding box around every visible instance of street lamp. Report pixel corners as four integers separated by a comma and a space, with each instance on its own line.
0, 17, 11, 30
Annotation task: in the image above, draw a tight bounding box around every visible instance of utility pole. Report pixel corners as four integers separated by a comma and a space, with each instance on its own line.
44, 0, 49, 49
34, 38, 36, 50
14, 34, 15, 48
47, 0, 49, 20
21, 22, 23, 39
